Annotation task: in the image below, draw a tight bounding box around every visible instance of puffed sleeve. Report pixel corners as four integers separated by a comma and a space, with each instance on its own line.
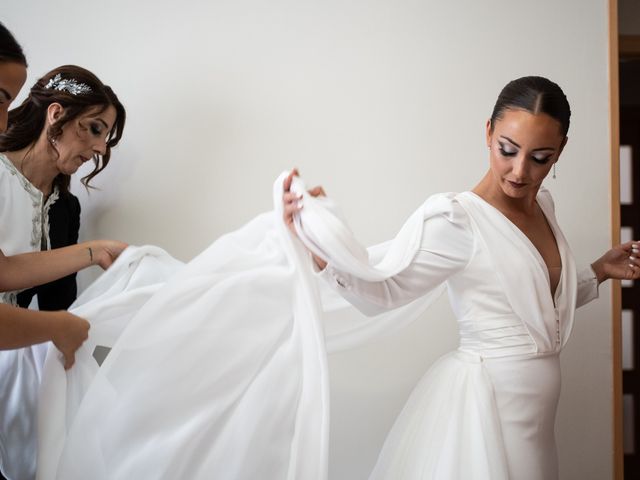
317, 196, 474, 316
576, 265, 599, 308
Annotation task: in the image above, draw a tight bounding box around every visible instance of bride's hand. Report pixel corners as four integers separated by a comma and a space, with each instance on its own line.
282, 169, 326, 235
282, 169, 328, 270
591, 241, 640, 283
283, 169, 302, 235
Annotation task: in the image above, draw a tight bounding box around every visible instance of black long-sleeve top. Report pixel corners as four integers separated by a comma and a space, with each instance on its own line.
17, 192, 81, 311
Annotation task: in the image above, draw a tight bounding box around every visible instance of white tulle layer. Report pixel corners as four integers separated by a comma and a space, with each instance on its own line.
33, 174, 450, 480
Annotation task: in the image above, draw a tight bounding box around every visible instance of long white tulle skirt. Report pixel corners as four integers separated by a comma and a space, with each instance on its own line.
369, 351, 561, 480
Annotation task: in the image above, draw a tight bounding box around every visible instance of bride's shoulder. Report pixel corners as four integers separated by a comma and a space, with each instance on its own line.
418, 192, 471, 227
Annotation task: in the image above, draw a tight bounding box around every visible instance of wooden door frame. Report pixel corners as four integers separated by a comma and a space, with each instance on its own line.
611, 1, 640, 477
609, 1, 622, 479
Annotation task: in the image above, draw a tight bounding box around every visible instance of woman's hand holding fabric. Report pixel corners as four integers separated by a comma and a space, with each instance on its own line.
49, 311, 90, 370
282, 168, 328, 269
91, 240, 129, 270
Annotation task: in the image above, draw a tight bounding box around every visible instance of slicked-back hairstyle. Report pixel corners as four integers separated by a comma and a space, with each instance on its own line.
490, 76, 571, 137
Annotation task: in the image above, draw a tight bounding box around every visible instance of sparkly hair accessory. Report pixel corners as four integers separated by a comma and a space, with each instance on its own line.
44, 74, 92, 95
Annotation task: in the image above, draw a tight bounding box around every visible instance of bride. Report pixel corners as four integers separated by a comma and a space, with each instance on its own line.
36, 76, 638, 480
283, 75, 636, 480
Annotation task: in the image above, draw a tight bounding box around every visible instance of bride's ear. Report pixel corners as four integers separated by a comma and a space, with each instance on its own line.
485, 119, 492, 149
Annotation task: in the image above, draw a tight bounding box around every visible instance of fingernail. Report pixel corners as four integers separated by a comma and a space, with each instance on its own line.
631, 256, 637, 260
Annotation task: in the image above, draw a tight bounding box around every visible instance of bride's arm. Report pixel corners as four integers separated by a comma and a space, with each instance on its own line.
283, 170, 473, 315
315, 212, 473, 316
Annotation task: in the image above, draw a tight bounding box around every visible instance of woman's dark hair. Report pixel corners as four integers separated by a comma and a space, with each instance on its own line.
490, 76, 571, 137
0, 65, 125, 194
0, 22, 27, 66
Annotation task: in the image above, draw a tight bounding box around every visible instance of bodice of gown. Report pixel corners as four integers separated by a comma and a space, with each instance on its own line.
446, 238, 556, 358
319, 190, 599, 359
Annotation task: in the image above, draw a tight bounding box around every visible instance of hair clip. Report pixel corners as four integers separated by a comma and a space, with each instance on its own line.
44, 73, 92, 95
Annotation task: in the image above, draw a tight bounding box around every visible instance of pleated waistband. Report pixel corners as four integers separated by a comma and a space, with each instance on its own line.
455, 348, 560, 363
457, 315, 540, 358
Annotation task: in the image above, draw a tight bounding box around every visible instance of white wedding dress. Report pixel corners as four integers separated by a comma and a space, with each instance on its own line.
318, 189, 598, 479
28, 173, 597, 480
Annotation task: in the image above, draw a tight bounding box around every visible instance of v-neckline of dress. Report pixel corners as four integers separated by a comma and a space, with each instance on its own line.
465, 190, 564, 306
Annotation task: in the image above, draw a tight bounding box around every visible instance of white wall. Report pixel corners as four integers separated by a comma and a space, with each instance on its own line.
5, 1, 614, 478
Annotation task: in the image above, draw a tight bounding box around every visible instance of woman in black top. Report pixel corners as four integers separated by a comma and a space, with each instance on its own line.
0, 24, 128, 480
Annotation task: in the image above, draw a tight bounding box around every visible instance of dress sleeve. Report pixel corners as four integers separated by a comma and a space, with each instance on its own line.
576, 265, 599, 308
317, 198, 474, 316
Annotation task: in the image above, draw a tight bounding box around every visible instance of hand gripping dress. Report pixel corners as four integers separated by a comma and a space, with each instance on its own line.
316, 189, 599, 480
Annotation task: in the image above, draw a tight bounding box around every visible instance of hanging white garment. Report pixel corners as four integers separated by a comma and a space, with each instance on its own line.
35, 173, 599, 480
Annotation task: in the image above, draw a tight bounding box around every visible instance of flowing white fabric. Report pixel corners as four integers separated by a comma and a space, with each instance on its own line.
36, 173, 437, 480
38, 216, 331, 479
35, 173, 600, 480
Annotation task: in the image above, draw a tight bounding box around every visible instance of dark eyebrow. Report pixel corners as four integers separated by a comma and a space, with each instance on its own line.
531, 146, 556, 152
500, 136, 521, 148
499, 135, 555, 152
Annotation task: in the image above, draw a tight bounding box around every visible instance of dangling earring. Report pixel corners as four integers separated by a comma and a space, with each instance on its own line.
552, 163, 557, 179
